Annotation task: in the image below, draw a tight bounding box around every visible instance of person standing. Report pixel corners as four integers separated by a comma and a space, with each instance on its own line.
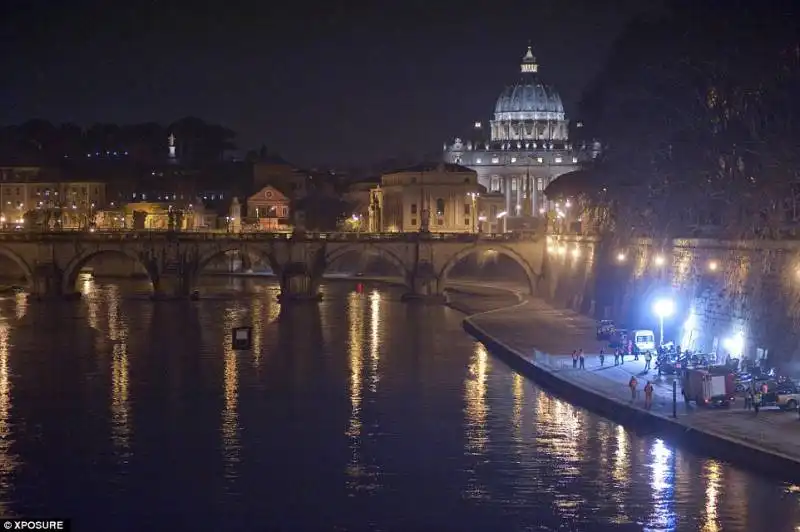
753, 389, 762, 415
599, 349, 605, 367
644, 381, 654, 409
579, 349, 585, 369
644, 351, 652, 371
572, 350, 578, 369
629, 376, 638, 402
744, 388, 753, 410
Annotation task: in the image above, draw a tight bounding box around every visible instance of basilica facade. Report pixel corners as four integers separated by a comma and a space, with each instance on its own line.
443, 46, 600, 225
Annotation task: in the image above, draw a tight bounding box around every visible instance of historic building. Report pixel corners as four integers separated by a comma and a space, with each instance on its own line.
443, 46, 600, 227
246, 185, 291, 231
0, 165, 106, 229
368, 163, 480, 233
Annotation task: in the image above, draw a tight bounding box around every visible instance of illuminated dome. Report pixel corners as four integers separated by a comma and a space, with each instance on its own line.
490, 47, 569, 142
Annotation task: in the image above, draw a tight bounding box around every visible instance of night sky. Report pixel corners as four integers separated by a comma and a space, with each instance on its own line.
1, 0, 658, 168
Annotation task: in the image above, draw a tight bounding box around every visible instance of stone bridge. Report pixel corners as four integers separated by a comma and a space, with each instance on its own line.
0, 231, 545, 302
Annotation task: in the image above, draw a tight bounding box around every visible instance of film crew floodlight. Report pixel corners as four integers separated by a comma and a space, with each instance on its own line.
652, 299, 675, 346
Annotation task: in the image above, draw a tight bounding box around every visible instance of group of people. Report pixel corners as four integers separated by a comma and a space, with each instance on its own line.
743, 382, 770, 414
628, 375, 656, 409
570, 348, 657, 409
573, 348, 655, 371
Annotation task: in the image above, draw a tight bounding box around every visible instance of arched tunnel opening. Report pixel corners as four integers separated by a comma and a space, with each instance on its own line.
445, 249, 534, 293
0, 254, 28, 294
324, 249, 406, 282
199, 250, 274, 276
71, 250, 153, 296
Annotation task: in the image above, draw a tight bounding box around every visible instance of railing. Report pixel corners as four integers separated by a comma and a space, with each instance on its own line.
0, 229, 541, 243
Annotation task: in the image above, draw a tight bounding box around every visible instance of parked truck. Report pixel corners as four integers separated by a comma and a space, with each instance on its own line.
681, 367, 736, 407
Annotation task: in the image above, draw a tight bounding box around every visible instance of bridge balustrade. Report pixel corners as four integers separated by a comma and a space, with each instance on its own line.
0, 229, 540, 242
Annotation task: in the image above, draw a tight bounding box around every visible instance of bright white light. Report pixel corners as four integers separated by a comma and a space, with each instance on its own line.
617, 252, 626, 262
723, 331, 745, 356
571, 247, 580, 258
496, 211, 507, 219
557, 246, 566, 256
654, 255, 665, 266
565, 200, 572, 208
653, 299, 675, 318
708, 260, 718, 271
478, 215, 487, 222
539, 208, 545, 214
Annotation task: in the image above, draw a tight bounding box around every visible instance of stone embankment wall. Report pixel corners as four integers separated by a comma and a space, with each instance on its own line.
539, 235, 800, 368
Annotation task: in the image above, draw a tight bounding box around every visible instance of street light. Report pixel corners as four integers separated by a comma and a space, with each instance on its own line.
496, 211, 507, 233
708, 260, 718, 271
654, 254, 665, 267
617, 252, 626, 262
653, 298, 675, 347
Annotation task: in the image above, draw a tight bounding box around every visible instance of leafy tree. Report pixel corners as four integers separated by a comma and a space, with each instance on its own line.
572, 1, 800, 243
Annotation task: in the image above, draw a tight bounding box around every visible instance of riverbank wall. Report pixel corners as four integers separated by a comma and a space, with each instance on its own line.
461, 297, 800, 483
545, 234, 800, 369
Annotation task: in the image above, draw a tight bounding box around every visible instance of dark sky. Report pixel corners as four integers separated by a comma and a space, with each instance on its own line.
1, 0, 658, 168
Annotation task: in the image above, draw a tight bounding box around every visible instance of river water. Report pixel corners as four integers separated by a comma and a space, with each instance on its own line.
0, 276, 798, 531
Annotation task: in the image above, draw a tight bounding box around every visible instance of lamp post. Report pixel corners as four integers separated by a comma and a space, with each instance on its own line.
496, 211, 508, 234
467, 192, 478, 234
653, 298, 675, 347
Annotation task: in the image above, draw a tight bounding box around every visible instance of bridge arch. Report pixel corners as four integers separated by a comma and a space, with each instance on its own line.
0, 245, 34, 286
195, 245, 276, 279
62, 248, 155, 294
439, 244, 539, 295
324, 244, 411, 286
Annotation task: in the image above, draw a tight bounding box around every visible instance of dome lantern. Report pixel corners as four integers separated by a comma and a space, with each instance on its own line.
489, 43, 569, 143
521, 45, 538, 73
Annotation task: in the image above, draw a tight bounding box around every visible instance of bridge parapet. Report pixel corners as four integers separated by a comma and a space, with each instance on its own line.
0, 229, 541, 244
0, 230, 545, 302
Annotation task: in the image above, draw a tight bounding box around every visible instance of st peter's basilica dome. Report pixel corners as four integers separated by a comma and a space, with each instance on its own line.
490, 47, 569, 142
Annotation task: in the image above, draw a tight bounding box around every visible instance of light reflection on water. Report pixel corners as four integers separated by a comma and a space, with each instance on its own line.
106, 285, 131, 457
0, 321, 17, 516
0, 278, 794, 530
463, 342, 490, 502
221, 305, 244, 484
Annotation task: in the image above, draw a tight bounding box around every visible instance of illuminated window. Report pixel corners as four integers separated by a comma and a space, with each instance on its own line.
510, 157, 517, 163
492, 157, 499, 164
537, 157, 543, 163
476, 158, 482, 164
491, 177, 500, 191
537, 179, 544, 191
572, 157, 578, 164
555, 157, 562, 163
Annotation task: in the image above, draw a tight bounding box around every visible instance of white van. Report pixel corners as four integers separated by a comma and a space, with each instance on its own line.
632, 329, 656, 352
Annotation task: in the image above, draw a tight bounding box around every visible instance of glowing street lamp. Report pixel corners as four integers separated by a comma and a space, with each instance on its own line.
617, 252, 626, 262
496, 211, 508, 233
654, 255, 665, 267
708, 260, 718, 272
653, 298, 675, 347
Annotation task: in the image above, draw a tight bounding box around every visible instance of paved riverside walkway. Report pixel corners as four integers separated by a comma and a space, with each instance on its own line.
468, 297, 800, 466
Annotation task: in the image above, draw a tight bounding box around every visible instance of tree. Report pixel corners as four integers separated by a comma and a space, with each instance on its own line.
575, 1, 800, 243
294, 191, 352, 232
